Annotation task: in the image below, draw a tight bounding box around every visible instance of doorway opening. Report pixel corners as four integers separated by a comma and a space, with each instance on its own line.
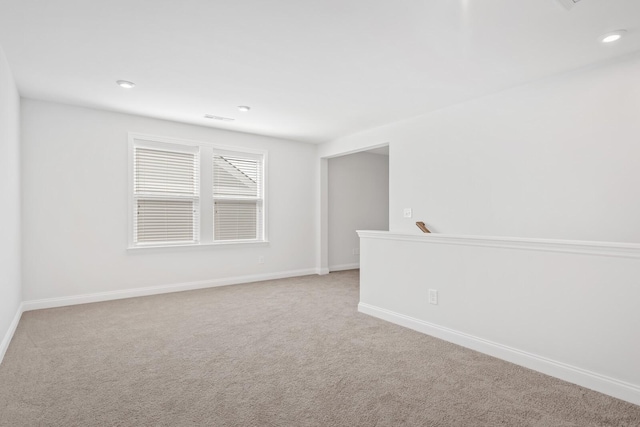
327, 146, 389, 272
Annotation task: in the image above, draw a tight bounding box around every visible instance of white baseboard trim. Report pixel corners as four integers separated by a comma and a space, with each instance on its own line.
22, 269, 316, 312
329, 263, 360, 272
0, 302, 24, 365
358, 302, 640, 406
316, 267, 330, 275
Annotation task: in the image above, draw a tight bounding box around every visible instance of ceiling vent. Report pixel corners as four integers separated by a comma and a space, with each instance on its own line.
204, 114, 235, 122
557, 0, 582, 10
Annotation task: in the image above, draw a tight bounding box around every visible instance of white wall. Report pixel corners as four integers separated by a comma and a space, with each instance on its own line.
358, 231, 640, 405
0, 46, 21, 358
320, 52, 640, 243
328, 152, 388, 270
318, 52, 640, 404
21, 99, 317, 302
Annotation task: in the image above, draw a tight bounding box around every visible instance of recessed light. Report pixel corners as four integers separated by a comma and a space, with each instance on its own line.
237, 106, 251, 112
116, 80, 136, 89
600, 30, 627, 43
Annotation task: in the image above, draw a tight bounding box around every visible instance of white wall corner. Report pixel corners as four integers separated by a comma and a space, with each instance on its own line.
316, 157, 329, 274
0, 303, 24, 366
329, 263, 360, 272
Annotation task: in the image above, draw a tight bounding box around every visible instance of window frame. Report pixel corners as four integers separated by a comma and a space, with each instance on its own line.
128, 133, 268, 249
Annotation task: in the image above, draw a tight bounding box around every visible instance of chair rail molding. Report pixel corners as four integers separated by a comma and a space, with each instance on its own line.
357, 230, 640, 259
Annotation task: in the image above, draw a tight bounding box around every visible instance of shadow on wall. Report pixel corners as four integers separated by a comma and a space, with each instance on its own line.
328, 147, 389, 272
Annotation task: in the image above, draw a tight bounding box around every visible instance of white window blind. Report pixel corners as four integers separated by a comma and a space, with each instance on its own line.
134, 147, 199, 244
213, 154, 263, 241
129, 133, 266, 248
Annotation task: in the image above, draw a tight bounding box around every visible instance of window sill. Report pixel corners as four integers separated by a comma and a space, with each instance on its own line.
127, 240, 270, 251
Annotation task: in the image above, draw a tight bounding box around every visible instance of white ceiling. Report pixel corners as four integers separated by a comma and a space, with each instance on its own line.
0, 0, 639, 144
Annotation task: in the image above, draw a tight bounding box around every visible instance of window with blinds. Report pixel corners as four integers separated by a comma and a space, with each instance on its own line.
129, 133, 266, 248
213, 154, 264, 241
133, 147, 199, 244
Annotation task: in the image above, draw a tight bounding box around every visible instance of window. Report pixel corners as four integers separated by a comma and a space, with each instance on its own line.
129, 134, 266, 248
213, 153, 264, 241
134, 145, 199, 245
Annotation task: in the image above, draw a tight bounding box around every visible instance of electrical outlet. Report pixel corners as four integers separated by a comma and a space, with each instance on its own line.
352, 248, 360, 255
403, 208, 412, 218
258, 256, 265, 264
428, 289, 438, 305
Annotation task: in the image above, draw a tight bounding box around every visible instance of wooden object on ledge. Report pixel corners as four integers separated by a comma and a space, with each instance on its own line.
416, 222, 431, 233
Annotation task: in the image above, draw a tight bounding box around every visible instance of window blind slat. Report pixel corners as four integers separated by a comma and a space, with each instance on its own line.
135, 199, 198, 243
213, 200, 260, 241
134, 147, 199, 244
135, 147, 198, 195
213, 155, 260, 197
212, 153, 263, 241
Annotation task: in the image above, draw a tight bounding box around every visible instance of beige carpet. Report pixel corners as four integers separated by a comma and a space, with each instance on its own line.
1, 270, 639, 426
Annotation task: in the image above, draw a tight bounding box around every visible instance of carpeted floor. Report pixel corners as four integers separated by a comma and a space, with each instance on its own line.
1, 270, 639, 426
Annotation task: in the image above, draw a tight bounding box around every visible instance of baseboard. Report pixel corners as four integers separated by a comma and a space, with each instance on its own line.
329, 263, 360, 272
0, 302, 24, 365
316, 267, 330, 275
358, 302, 640, 406
22, 269, 316, 312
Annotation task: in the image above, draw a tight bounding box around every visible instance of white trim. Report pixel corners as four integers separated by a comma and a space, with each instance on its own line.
0, 303, 24, 365
321, 142, 390, 160
316, 267, 330, 275
127, 240, 270, 251
358, 302, 640, 406
22, 269, 316, 312
329, 263, 360, 272
357, 230, 640, 259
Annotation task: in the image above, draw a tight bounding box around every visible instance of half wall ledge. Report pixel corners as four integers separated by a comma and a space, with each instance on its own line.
356, 229, 640, 406
356, 230, 640, 259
